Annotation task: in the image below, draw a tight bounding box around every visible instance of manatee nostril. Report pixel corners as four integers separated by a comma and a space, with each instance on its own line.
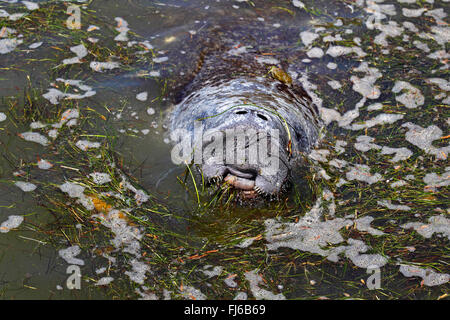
235, 110, 248, 115
257, 113, 268, 121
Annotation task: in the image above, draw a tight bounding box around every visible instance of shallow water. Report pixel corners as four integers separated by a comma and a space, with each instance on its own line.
0, 0, 449, 299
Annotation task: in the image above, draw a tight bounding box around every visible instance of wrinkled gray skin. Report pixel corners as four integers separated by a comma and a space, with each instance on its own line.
168, 47, 322, 198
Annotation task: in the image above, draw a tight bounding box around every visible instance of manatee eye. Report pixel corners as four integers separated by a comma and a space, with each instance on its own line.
235, 110, 248, 115
257, 113, 268, 121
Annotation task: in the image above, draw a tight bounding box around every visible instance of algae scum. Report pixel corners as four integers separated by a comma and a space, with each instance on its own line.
0, 0, 449, 300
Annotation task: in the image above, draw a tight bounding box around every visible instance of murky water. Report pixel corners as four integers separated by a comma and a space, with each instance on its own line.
0, 0, 448, 299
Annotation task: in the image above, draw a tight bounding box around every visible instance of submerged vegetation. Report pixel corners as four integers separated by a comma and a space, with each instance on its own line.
0, 0, 449, 299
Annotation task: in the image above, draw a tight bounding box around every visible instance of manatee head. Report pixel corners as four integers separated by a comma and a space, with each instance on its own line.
169, 75, 321, 200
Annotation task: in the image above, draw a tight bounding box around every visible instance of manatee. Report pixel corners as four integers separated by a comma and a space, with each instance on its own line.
167, 36, 322, 199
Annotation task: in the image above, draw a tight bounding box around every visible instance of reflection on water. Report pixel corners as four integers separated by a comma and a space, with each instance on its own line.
0, 0, 449, 299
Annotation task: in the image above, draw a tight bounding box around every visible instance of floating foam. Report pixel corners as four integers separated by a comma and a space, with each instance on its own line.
402, 8, 426, 18
37, 159, 53, 170
306, 47, 324, 58
60, 181, 94, 210
327, 80, 342, 90
95, 277, 114, 286
399, 264, 449, 286
22, 1, 39, 10
59, 245, 85, 266
402, 122, 449, 160
355, 216, 385, 236
76, 140, 101, 151
90, 61, 120, 72
378, 200, 411, 211
202, 265, 223, 278
426, 78, 450, 91
346, 164, 382, 184
300, 30, 319, 47
89, 172, 112, 185
402, 215, 450, 240
380, 146, 412, 162
326, 45, 366, 58
351, 62, 382, 99
350, 113, 404, 131
354, 135, 381, 152
423, 168, 450, 191
136, 92, 148, 101
0, 112, 6, 122
28, 41, 42, 49
0, 215, 24, 233
180, 286, 207, 300
292, 0, 305, 8
0, 38, 23, 54
153, 56, 168, 63
244, 270, 286, 300
114, 17, 129, 41
20, 132, 49, 146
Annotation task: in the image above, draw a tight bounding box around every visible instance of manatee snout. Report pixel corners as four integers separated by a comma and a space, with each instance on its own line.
199, 108, 291, 197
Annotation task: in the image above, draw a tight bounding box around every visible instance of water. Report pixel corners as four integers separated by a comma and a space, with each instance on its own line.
0, 0, 449, 299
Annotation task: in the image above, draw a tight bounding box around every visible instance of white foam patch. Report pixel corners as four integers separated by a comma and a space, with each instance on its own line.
423, 168, 450, 191
351, 62, 382, 99
327, 80, 342, 90
76, 140, 101, 151
20, 132, 49, 146
306, 47, 324, 58
180, 286, 207, 300
378, 200, 411, 211
90, 61, 120, 72
244, 270, 286, 300
402, 215, 450, 240
43, 80, 95, 105
89, 172, 112, 185
114, 17, 129, 41
326, 45, 366, 58
380, 146, 412, 162
22, 1, 39, 10
402, 122, 449, 160
136, 91, 148, 101
125, 259, 150, 284
0, 112, 6, 122
153, 56, 168, 63
201, 265, 223, 278
300, 30, 319, 47
0, 215, 24, 233
0, 38, 23, 54
292, 0, 305, 9
355, 216, 385, 236
28, 41, 42, 49
59, 245, 85, 266
402, 8, 426, 17
392, 81, 424, 109
59, 181, 94, 210
255, 56, 279, 65
426, 78, 450, 91
354, 135, 381, 152
399, 264, 449, 286
350, 113, 404, 131
346, 164, 382, 184
62, 44, 88, 65
95, 277, 114, 286
37, 159, 53, 170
